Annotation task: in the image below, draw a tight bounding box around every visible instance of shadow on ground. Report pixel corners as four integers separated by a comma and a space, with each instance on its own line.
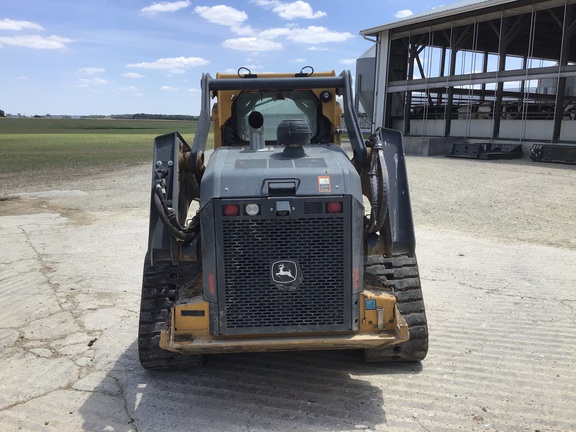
79, 342, 422, 432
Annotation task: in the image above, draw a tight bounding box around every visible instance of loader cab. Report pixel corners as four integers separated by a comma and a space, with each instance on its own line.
228, 90, 325, 145
212, 71, 342, 148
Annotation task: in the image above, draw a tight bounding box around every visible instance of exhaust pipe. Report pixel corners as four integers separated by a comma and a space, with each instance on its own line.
248, 111, 265, 150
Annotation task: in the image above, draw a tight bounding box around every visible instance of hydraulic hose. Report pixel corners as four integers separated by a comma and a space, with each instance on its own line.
153, 182, 198, 242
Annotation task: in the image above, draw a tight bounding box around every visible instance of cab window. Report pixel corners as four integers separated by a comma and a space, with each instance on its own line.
235, 90, 319, 142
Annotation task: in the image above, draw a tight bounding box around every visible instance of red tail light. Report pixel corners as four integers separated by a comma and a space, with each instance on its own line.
223, 204, 239, 216
326, 201, 342, 213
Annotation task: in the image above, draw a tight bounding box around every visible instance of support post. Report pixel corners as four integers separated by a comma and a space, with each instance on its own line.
553, 5, 573, 141
403, 44, 416, 135
492, 17, 509, 139
444, 33, 458, 137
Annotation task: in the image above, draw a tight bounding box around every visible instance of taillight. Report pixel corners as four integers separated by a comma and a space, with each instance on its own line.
326, 201, 342, 213
223, 204, 239, 216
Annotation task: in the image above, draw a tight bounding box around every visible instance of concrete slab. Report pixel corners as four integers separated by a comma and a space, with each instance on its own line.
0, 160, 574, 431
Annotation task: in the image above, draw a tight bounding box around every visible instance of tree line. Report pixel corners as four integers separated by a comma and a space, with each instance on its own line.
82, 114, 199, 120
0, 112, 198, 120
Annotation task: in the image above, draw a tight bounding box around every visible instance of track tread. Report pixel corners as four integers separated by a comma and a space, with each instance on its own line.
138, 258, 205, 370
364, 254, 429, 362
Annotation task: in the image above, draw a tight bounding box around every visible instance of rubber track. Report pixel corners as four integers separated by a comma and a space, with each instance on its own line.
138, 258, 204, 369
363, 254, 429, 362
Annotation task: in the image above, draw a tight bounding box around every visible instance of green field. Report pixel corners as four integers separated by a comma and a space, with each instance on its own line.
0, 118, 210, 173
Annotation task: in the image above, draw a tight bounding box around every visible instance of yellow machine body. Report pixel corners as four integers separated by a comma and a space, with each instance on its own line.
160, 290, 408, 354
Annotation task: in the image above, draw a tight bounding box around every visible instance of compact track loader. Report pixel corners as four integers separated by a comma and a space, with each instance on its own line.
138, 67, 428, 369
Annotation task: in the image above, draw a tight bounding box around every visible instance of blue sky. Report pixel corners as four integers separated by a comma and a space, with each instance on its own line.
1, 0, 446, 116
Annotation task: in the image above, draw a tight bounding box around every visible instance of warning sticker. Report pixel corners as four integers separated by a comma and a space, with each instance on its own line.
318, 176, 331, 192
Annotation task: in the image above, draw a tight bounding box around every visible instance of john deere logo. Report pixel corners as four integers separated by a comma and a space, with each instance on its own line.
271, 260, 298, 284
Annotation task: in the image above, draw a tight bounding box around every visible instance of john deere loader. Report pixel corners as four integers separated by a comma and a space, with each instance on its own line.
138, 67, 428, 369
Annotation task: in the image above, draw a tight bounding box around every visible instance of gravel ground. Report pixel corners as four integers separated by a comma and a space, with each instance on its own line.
0, 155, 574, 431
407, 157, 576, 250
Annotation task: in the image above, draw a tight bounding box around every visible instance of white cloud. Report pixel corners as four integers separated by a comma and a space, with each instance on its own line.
195, 5, 247, 26
248, 25, 353, 48
290, 58, 306, 63
308, 46, 328, 51
195, 6, 254, 35
395, 9, 414, 19
339, 58, 356, 65
223, 37, 282, 51
141, 0, 191, 14
127, 56, 209, 73
160, 86, 179, 91
76, 77, 109, 88
253, 1, 325, 20
274, 1, 326, 19
77, 67, 105, 75
286, 26, 354, 44
118, 86, 143, 96
232, 25, 256, 36
0, 35, 72, 49
121, 72, 145, 78
193, 4, 348, 52
187, 88, 199, 92
0, 19, 43, 31
258, 27, 290, 39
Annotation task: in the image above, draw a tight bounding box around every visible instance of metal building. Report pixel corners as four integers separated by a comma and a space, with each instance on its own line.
358, 0, 576, 156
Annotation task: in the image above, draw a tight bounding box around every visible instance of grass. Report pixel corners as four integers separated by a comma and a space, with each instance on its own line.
0, 118, 212, 173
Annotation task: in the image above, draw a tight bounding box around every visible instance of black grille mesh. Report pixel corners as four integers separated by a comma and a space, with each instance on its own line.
304, 202, 323, 214
221, 217, 346, 333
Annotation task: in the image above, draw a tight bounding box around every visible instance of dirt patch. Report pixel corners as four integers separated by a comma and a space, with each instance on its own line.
0, 196, 51, 216
0, 164, 149, 225
0, 194, 93, 225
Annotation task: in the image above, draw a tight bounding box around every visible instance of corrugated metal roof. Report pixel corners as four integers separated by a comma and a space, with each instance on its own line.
360, 0, 518, 36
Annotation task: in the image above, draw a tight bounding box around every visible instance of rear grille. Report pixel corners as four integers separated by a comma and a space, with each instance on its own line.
220, 216, 348, 334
